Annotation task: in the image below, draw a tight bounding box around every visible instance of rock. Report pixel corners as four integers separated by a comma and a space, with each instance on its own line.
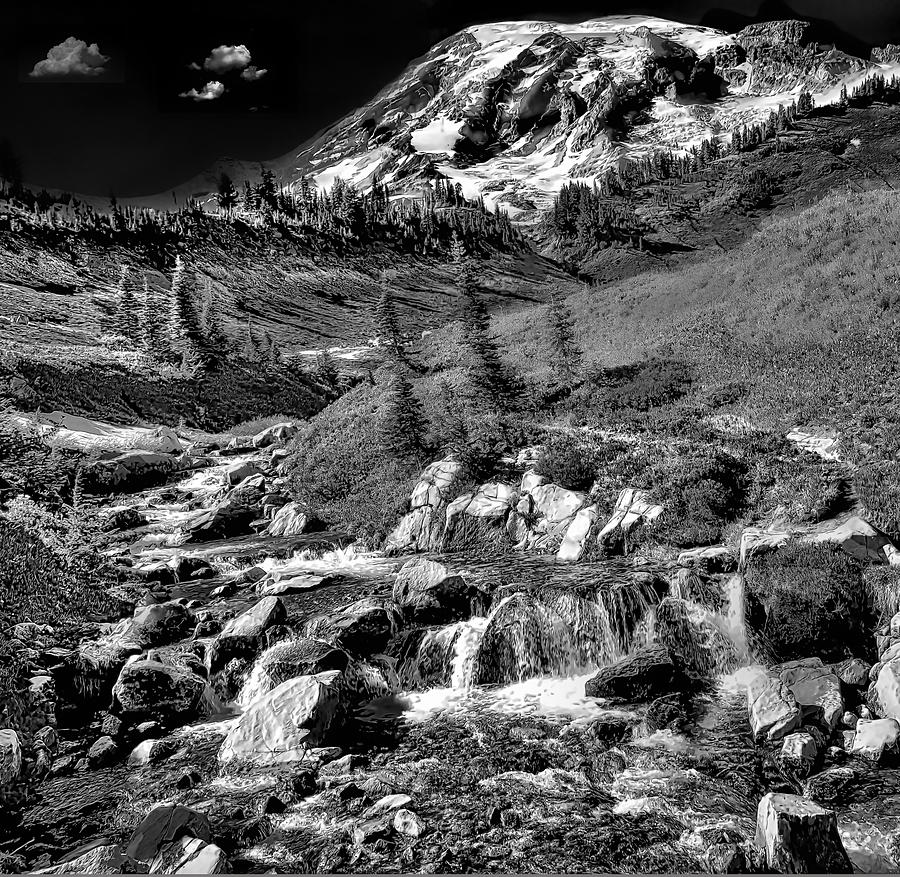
304, 598, 402, 655
116, 600, 194, 648
0, 729, 22, 786
777, 658, 843, 731
87, 735, 119, 766
393, 808, 425, 838
112, 659, 209, 722
185, 474, 267, 541
35, 841, 128, 874
225, 459, 264, 486
755, 793, 852, 873
149, 837, 228, 874
34, 725, 59, 754
172, 556, 216, 582
834, 657, 870, 689
656, 596, 737, 679
392, 557, 483, 623
126, 804, 212, 865
105, 507, 148, 532
218, 671, 344, 766
207, 596, 287, 673
49, 755, 76, 776
85, 450, 179, 489
840, 711, 858, 730
252, 422, 299, 448
850, 717, 900, 763
127, 738, 172, 767
584, 645, 676, 700
841, 730, 856, 750
529, 483, 588, 536
596, 488, 663, 549
266, 501, 308, 536
240, 637, 350, 705
778, 732, 818, 777
875, 659, 900, 720
747, 669, 802, 742
100, 713, 124, 739
557, 504, 600, 561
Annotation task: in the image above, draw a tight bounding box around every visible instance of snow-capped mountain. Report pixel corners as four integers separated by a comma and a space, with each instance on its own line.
256, 16, 898, 221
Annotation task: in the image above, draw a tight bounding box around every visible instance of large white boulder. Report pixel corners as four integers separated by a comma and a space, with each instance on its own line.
445, 482, 517, 521
558, 504, 600, 561
207, 596, 287, 673
851, 717, 900, 762
34, 411, 183, 454
755, 793, 852, 873
875, 659, 900, 720
596, 488, 663, 545
386, 458, 462, 554
150, 837, 228, 874
0, 729, 22, 786
747, 670, 802, 742
266, 501, 308, 536
530, 483, 587, 532
252, 421, 299, 448
218, 671, 344, 766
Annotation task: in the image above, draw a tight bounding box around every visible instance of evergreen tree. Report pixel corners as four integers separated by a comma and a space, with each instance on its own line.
114, 266, 140, 345
547, 291, 582, 382
381, 367, 427, 463
242, 317, 262, 362
314, 348, 341, 398
167, 257, 201, 367
199, 278, 229, 368
375, 288, 404, 361
141, 276, 165, 357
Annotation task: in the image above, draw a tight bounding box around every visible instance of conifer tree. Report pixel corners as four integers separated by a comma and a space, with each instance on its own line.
114, 266, 140, 345
314, 348, 341, 398
141, 276, 165, 357
167, 257, 201, 367
199, 278, 229, 368
375, 288, 404, 361
217, 173, 239, 215
242, 317, 261, 362
547, 291, 582, 382
381, 367, 427, 463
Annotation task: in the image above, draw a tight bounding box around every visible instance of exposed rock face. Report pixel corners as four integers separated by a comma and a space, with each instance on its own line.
114, 601, 194, 649
149, 837, 228, 874
875, 659, 900, 720
112, 660, 209, 722
252, 421, 299, 448
385, 458, 462, 554
304, 598, 402, 655
185, 473, 267, 541
218, 671, 344, 766
597, 488, 663, 551
747, 670, 802, 742
778, 731, 819, 777
736, 20, 813, 49
206, 596, 287, 673
224, 459, 264, 486
755, 793, 852, 873
834, 657, 871, 689
392, 557, 484, 623
84, 450, 180, 490
443, 482, 518, 544
584, 645, 676, 700
656, 596, 737, 679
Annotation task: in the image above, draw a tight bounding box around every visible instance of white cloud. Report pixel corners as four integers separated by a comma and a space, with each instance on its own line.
240, 65, 267, 82
179, 80, 225, 102
30, 37, 110, 77
203, 44, 252, 74
187, 61, 201, 71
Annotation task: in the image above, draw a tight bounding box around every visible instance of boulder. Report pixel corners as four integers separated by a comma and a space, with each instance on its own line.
266, 501, 308, 537
777, 658, 843, 732
304, 598, 401, 655
85, 450, 179, 489
252, 422, 299, 448
87, 735, 119, 767
116, 601, 193, 648
875, 659, 900, 720
596, 488, 663, 548
218, 671, 344, 766
755, 793, 852, 873
238, 637, 350, 706
656, 596, 737, 679
850, 717, 900, 763
225, 459, 264, 486
0, 729, 22, 786
149, 837, 228, 874
584, 645, 676, 700
392, 557, 483, 623
778, 731, 819, 777
127, 738, 172, 767
834, 657, 871, 689
385, 458, 462, 554
393, 808, 425, 838
747, 670, 802, 742
126, 804, 212, 865
185, 474, 267, 542
207, 596, 287, 673
530, 483, 587, 535
112, 660, 209, 722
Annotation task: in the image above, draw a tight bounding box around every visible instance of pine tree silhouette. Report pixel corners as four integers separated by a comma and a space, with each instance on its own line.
547, 291, 582, 382
382, 366, 427, 463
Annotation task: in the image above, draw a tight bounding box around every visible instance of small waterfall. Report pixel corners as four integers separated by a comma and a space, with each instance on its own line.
723, 573, 750, 664
449, 618, 489, 690
237, 656, 273, 709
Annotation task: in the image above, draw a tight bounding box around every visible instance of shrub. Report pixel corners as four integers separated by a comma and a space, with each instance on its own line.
284, 382, 420, 544
744, 543, 875, 662
647, 447, 748, 547
855, 460, 900, 540
535, 432, 632, 493
570, 359, 694, 417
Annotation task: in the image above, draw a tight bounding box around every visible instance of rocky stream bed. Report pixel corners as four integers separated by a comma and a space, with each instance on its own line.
2, 416, 900, 873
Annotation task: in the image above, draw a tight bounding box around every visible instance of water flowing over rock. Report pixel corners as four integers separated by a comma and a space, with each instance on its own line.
185, 473, 267, 541
112, 659, 210, 722
656, 596, 739, 680
392, 557, 485, 623
755, 793, 853, 873
218, 671, 344, 766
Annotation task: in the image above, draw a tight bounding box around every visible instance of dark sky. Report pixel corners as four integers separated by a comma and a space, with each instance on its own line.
3, 0, 900, 196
